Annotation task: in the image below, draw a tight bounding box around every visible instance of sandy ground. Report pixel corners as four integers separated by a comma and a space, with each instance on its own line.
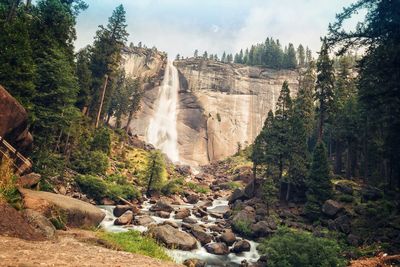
0, 230, 182, 267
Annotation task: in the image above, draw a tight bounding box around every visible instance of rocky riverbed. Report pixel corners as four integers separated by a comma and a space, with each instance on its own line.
99, 197, 260, 267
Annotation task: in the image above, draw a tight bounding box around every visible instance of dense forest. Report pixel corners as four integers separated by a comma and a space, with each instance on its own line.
251, 0, 400, 225
0, 1, 143, 178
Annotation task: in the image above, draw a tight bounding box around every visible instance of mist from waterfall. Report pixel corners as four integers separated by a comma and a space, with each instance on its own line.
147, 61, 180, 163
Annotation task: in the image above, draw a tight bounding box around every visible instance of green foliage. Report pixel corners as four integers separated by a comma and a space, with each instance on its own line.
232, 219, 252, 237
144, 150, 166, 196
91, 127, 112, 155
161, 178, 184, 195
258, 227, 347, 267
75, 174, 139, 202
186, 182, 209, 194
304, 142, 333, 219
0, 157, 22, 209
97, 230, 173, 262
71, 150, 109, 175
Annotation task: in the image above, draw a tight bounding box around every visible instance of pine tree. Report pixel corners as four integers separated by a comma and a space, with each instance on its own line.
305, 47, 313, 65
315, 39, 335, 140
297, 44, 305, 67
284, 43, 297, 69
203, 51, 208, 59
304, 141, 332, 220
145, 150, 166, 197
274, 81, 293, 183
76, 46, 92, 114
221, 51, 226, 62
89, 4, 128, 122
194, 49, 198, 58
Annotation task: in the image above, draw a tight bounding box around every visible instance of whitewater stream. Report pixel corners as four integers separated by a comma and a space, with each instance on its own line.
99, 199, 260, 267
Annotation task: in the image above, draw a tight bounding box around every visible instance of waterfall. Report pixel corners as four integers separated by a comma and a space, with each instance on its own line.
147, 61, 180, 163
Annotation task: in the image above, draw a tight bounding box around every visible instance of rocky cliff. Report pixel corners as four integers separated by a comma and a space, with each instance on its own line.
127, 57, 299, 166
174, 59, 299, 165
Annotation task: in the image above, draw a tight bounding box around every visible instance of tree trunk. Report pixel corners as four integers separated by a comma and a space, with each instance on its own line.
95, 75, 108, 128
126, 110, 134, 133
6, 0, 21, 22
285, 183, 291, 202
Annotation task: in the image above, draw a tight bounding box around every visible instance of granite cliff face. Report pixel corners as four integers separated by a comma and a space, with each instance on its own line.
127, 57, 299, 166
173, 59, 299, 165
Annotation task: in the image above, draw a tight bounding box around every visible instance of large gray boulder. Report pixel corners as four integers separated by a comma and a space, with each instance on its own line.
220, 229, 236, 246
149, 200, 174, 213
191, 225, 212, 245
114, 211, 133, 225
322, 200, 343, 217
148, 224, 197, 250
231, 240, 251, 254
22, 209, 56, 239
19, 189, 105, 228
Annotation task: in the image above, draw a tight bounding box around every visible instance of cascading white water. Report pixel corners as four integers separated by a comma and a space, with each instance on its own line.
147, 61, 180, 163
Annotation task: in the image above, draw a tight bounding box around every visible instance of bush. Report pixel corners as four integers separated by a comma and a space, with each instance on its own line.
258, 227, 347, 267
75, 175, 140, 202
97, 230, 172, 262
161, 178, 184, 195
0, 157, 22, 209
71, 150, 108, 175
186, 182, 210, 194
232, 219, 252, 237
91, 127, 112, 155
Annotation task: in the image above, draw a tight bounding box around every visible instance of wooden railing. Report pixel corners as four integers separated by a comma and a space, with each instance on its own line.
0, 135, 32, 175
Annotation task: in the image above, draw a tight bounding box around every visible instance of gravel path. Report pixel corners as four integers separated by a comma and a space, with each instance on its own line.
0, 230, 182, 267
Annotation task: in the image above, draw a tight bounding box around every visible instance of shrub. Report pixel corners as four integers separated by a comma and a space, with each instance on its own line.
161, 178, 184, 195
70, 150, 108, 175
258, 227, 347, 267
97, 230, 172, 262
186, 182, 210, 194
91, 127, 112, 155
232, 219, 252, 237
75, 175, 140, 202
0, 157, 22, 209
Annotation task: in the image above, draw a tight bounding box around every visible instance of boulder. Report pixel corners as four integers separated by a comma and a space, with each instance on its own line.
135, 215, 156, 226
322, 200, 343, 217
335, 182, 354, 195
183, 217, 197, 224
208, 225, 224, 233
361, 186, 383, 201
205, 242, 229, 255
187, 194, 199, 204
0, 85, 33, 153
229, 188, 244, 204
220, 229, 236, 246
155, 211, 171, 218
232, 208, 256, 230
149, 200, 174, 213
114, 211, 133, 225
174, 208, 191, 219
148, 224, 197, 250
183, 259, 206, 267
250, 219, 277, 237
191, 225, 212, 245
113, 205, 139, 217
231, 240, 251, 254
163, 220, 179, 228
19, 189, 105, 228
22, 209, 56, 239
17, 173, 40, 188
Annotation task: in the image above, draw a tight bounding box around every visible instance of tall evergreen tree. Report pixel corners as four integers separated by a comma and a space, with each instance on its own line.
315, 39, 335, 140
76, 46, 92, 114
297, 44, 305, 67
304, 141, 332, 219
89, 4, 128, 122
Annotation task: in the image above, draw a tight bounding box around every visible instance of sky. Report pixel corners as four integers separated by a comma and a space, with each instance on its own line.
75, 0, 363, 58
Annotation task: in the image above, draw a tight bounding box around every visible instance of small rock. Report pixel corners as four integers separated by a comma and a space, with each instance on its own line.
183, 217, 197, 224
113, 205, 139, 217
220, 229, 236, 246
163, 220, 179, 228
209, 225, 224, 233
191, 225, 212, 245
183, 258, 206, 267
114, 210, 133, 225
187, 194, 199, 204
231, 240, 251, 253
205, 242, 229, 255
155, 211, 170, 218
150, 200, 174, 213
174, 208, 190, 219
135, 215, 155, 226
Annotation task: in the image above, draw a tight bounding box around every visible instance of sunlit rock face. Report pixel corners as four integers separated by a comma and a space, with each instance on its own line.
126, 55, 299, 166
174, 59, 299, 165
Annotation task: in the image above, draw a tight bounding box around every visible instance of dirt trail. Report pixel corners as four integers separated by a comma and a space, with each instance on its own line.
0, 230, 182, 267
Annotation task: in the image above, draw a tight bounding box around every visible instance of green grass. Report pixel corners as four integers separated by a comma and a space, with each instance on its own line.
97, 230, 173, 262
232, 219, 252, 237
186, 182, 210, 194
